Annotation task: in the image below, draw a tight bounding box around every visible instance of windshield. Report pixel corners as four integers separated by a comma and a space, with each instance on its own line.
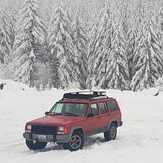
49, 103, 87, 117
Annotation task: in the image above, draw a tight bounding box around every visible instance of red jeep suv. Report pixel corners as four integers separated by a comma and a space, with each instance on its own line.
23, 91, 123, 151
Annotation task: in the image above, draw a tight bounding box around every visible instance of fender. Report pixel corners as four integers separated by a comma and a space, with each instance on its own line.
68, 126, 86, 141
56, 126, 86, 143
106, 120, 118, 131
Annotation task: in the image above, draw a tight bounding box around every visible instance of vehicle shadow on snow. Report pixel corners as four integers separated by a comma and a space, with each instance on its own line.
32, 136, 106, 153
84, 136, 106, 148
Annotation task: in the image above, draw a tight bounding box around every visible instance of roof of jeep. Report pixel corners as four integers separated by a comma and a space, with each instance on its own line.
59, 98, 113, 103
60, 97, 115, 104
59, 91, 116, 104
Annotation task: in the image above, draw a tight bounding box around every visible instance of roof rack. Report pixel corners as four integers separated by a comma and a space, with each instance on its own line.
63, 91, 107, 100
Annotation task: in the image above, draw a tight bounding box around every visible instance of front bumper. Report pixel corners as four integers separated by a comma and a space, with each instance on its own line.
23, 132, 70, 143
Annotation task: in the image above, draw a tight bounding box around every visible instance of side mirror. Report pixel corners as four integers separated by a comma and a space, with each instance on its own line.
87, 112, 94, 118
45, 111, 49, 115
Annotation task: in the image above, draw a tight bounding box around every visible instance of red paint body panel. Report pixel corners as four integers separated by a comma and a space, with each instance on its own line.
26, 96, 122, 135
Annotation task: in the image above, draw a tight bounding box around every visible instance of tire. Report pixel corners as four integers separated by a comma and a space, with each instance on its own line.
62, 143, 69, 149
57, 143, 68, 149
104, 124, 117, 141
63, 131, 84, 151
25, 139, 47, 150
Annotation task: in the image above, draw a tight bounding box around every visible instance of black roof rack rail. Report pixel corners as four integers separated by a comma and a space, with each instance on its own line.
63, 91, 107, 99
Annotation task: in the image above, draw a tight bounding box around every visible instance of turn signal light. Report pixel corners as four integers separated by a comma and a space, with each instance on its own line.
57, 126, 69, 135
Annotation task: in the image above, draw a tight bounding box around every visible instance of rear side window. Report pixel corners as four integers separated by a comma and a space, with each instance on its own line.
107, 100, 119, 112
90, 104, 99, 115
98, 103, 108, 114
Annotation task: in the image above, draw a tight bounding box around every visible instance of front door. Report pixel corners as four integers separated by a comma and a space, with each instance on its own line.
83, 103, 101, 135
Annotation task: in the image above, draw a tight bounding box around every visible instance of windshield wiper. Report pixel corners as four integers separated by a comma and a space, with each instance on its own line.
63, 112, 79, 117
54, 113, 64, 116
46, 112, 63, 116
45, 112, 54, 116
46, 112, 79, 117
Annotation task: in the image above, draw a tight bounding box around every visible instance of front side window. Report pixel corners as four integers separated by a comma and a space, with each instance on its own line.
50, 103, 87, 116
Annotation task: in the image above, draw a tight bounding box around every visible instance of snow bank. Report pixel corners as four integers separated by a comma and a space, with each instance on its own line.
0, 81, 163, 163
0, 79, 29, 92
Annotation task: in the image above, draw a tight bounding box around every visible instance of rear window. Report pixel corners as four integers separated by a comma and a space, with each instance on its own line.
107, 100, 119, 112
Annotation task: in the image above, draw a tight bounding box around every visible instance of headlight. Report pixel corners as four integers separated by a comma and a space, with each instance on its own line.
57, 126, 68, 135
58, 127, 64, 132
26, 124, 32, 132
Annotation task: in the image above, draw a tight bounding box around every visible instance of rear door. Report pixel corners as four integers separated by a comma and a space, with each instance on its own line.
97, 101, 111, 130
107, 100, 120, 122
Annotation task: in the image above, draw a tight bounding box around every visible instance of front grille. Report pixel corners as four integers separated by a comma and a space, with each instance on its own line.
31, 125, 57, 135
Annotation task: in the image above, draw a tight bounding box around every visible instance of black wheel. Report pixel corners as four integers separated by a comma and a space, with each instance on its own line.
104, 124, 117, 141
57, 143, 68, 149
63, 131, 84, 151
25, 139, 47, 150
62, 143, 69, 149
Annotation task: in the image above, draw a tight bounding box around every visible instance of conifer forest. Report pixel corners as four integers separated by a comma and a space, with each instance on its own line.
0, 0, 163, 91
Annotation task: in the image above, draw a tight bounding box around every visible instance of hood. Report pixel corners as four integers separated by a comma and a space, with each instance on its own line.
28, 115, 83, 126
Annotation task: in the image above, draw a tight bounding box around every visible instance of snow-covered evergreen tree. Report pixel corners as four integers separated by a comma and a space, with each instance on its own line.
88, 6, 114, 89
87, 23, 99, 89
48, 6, 77, 88
0, 12, 15, 64
131, 17, 163, 91
118, 0, 134, 86
73, 17, 88, 89
46, 33, 60, 89
158, 2, 163, 54
0, 28, 6, 64
103, 23, 129, 90
88, 2, 129, 90
11, 0, 46, 87
95, 8, 114, 88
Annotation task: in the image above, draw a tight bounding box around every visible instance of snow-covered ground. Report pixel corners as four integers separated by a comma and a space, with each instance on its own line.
0, 80, 163, 163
